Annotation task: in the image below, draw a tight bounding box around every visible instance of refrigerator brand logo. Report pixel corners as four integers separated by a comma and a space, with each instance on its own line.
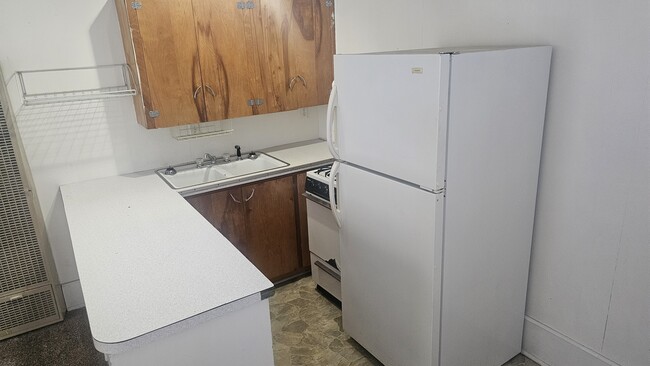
411, 67, 423, 74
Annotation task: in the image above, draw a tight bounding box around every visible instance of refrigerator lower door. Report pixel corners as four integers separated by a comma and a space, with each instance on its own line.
339, 163, 442, 366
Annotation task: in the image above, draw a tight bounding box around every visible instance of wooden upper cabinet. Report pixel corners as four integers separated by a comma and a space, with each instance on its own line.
115, 0, 334, 129
192, 0, 268, 120
258, 0, 335, 112
116, 0, 205, 128
315, 0, 336, 103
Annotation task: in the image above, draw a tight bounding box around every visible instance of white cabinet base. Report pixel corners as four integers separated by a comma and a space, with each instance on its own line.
105, 300, 274, 366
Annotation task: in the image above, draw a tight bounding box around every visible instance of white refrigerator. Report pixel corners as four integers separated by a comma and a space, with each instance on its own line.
326, 47, 552, 366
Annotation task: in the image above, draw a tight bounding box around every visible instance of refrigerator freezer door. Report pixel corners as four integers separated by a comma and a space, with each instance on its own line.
333, 53, 450, 190
339, 163, 442, 366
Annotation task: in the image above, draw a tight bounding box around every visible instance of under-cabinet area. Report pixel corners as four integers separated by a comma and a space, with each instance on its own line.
186, 172, 311, 283
115, 0, 335, 128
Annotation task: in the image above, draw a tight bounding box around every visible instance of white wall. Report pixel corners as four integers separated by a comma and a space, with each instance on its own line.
335, 1, 649, 366
0, 1, 323, 310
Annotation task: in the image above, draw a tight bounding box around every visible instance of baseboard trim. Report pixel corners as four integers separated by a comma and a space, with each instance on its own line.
522, 316, 621, 366
61, 280, 85, 311
521, 350, 550, 366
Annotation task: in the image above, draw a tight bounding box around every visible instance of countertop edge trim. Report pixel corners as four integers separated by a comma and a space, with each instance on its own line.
92, 292, 261, 355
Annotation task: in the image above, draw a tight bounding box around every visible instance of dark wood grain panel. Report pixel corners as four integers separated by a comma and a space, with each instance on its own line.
296, 172, 310, 268
314, 0, 335, 104
242, 176, 300, 281
193, 0, 267, 120
258, 0, 319, 112
186, 188, 248, 256
126, 0, 204, 128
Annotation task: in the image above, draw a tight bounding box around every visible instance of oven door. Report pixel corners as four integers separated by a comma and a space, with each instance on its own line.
306, 199, 340, 270
305, 197, 341, 301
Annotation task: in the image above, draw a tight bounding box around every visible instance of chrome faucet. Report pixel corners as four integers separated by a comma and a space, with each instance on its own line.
204, 153, 217, 162
196, 153, 217, 168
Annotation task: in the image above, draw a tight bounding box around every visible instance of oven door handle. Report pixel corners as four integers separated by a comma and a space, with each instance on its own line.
329, 161, 341, 228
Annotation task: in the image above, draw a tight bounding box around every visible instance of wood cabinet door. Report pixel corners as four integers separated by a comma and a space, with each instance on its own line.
257, 0, 318, 112
314, 0, 336, 104
125, 0, 205, 127
192, 0, 268, 120
185, 188, 249, 257
257, 0, 337, 112
242, 176, 300, 281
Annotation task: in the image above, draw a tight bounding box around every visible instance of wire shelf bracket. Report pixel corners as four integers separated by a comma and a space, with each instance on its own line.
16, 64, 137, 106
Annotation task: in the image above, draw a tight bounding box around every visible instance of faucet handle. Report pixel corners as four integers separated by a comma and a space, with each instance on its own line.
235, 145, 242, 160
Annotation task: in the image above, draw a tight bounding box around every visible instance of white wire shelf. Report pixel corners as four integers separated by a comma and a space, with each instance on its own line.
16, 64, 136, 106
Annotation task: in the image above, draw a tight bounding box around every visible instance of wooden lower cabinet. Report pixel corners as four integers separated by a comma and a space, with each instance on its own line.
186, 173, 309, 283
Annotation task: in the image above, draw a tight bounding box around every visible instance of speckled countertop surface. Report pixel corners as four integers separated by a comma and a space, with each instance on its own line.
60, 139, 332, 355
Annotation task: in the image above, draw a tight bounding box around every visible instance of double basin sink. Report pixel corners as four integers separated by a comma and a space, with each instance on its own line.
156, 153, 289, 189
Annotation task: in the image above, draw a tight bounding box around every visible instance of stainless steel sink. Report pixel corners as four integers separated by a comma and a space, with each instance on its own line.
156, 153, 289, 189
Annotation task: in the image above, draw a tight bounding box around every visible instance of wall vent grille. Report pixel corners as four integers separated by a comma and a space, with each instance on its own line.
0, 96, 49, 294
0, 286, 58, 336
0, 67, 63, 340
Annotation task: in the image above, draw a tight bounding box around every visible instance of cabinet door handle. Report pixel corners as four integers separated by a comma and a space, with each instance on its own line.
289, 75, 307, 91
205, 85, 216, 97
244, 188, 255, 202
229, 193, 242, 204
193, 86, 203, 100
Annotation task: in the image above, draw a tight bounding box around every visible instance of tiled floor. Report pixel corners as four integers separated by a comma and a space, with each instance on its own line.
270, 277, 381, 365
0, 276, 540, 366
269, 276, 540, 366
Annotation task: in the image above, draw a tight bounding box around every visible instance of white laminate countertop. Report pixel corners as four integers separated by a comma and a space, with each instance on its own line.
60, 139, 332, 354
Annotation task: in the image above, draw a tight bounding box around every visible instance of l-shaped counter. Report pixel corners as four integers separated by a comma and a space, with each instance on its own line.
60, 140, 332, 365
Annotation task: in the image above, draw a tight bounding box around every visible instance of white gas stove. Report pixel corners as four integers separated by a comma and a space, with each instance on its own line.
305, 164, 335, 205
304, 164, 341, 302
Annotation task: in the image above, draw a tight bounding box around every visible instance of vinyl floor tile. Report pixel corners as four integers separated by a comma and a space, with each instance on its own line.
0, 276, 540, 366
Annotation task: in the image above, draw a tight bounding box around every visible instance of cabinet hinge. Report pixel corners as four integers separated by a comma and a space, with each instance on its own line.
237, 1, 255, 9
131, 1, 142, 10
148, 110, 160, 118
325, 0, 333, 7
247, 99, 264, 106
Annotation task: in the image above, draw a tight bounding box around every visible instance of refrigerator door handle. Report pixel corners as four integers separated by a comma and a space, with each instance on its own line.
326, 81, 340, 160
329, 161, 342, 227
